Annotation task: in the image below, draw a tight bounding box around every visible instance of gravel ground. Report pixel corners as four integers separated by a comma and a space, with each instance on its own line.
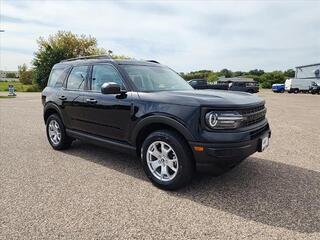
0, 91, 319, 239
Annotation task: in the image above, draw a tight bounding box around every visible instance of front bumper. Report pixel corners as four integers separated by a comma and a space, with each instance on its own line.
189, 123, 271, 173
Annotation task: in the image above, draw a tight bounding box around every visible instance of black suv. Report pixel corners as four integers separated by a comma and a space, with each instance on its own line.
42, 56, 271, 190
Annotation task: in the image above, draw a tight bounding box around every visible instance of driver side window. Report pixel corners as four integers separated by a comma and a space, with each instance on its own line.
92, 64, 125, 91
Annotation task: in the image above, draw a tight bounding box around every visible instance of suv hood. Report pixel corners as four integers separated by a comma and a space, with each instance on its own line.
138, 90, 264, 107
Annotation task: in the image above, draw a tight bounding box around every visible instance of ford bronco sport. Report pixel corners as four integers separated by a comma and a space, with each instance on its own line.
42, 55, 271, 190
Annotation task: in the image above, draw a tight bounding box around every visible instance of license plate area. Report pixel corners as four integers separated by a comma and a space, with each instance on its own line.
258, 134, 269, 152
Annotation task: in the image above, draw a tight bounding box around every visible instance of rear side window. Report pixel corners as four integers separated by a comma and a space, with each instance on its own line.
66, 66, 89, 90
47, 67, 69, 88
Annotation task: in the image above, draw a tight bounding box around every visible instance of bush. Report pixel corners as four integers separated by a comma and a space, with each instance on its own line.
6, 73, 17, 78
0, 82, 41, 92
25, 84, 41, 92
260, 71, 285, 89
19, 70, 34, 85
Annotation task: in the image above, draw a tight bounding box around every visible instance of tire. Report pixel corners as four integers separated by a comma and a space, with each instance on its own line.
141, 130, 194, 190
294, 89, 299, 94
46, 114, 73, 150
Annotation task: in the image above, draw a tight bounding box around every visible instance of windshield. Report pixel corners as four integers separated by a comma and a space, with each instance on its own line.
122, 65, 193, 92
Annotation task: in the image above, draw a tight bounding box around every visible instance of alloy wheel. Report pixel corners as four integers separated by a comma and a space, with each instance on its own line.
48, 119, 61, 145
146, 141, 179, 181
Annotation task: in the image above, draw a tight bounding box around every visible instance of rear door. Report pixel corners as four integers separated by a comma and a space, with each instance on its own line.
81, 63, 133, 141
59, 65, 89, 130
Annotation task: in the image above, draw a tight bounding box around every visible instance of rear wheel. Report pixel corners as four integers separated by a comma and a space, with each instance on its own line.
141, 130, 194, 190
46, 114, 73, 150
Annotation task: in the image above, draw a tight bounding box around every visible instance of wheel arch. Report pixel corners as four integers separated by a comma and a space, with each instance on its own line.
43, 103, 64, 124
131, 115, 195, 156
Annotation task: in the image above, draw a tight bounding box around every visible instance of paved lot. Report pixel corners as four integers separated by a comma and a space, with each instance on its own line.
0, 91, 319, 239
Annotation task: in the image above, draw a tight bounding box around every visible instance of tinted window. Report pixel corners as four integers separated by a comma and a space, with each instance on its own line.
47, 67, 68, 88
92, 64, 125, 91
67, 66, 89, 90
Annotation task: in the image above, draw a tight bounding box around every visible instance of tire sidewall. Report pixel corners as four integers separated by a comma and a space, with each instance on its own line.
46, 114, 69, 150
141, 131, 193, 189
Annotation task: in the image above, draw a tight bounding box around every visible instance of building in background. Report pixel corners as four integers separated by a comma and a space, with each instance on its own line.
0, 70, 19, 81
295, 63, 320, 79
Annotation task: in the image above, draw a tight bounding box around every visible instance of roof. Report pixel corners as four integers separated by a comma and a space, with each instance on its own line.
54, 56, 161, 68
295, 63, 320, 68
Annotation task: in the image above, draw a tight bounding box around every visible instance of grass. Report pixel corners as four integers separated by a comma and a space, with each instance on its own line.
0, 95, 17, 99
0, 81, 41, 92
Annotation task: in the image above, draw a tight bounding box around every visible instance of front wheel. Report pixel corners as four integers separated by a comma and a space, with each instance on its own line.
141, 130, 194, 190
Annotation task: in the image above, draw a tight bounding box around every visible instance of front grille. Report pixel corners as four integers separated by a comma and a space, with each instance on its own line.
239, 105, 266, 127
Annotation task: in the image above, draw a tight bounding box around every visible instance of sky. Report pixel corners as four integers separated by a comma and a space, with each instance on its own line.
0, 0, 319, 72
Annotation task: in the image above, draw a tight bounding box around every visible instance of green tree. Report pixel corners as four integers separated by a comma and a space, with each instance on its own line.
5, 72, 17, 78
18, 64, 34, 84
284, 69, 295, 78
233, 71, 245, 77
207, 72, 218, 82
219, 69, 233, 78
32, 31, 107, 89
18, 64, 27, 76
260, 71, 285, 88
248, 69, 265, 76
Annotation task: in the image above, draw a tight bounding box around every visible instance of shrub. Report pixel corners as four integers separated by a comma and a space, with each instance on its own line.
25, 84, 41, 92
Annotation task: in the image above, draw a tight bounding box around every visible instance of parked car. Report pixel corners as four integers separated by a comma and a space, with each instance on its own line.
215, 78, 259, 93
188, 79, 216, 89
188, 78, 259, 93
42, 56, 271, 190
310, 81, 320, 94
272, 84, 285, 93
285, 78, 316, 93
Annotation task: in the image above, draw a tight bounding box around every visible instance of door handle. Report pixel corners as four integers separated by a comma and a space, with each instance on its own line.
86, 98, 97, 104
59, 96, 67, 101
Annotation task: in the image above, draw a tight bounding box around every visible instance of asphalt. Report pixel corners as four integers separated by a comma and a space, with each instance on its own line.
0, 91, 319, 239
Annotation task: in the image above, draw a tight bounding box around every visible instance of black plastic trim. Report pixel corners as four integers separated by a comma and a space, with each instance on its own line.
66, 129, 136, 155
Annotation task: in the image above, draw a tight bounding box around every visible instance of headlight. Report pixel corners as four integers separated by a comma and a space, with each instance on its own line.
205, 111, 244, 129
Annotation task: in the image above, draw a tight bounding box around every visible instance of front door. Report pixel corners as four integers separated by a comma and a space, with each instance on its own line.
81, 64, 133, 141
59, 65, 89, 131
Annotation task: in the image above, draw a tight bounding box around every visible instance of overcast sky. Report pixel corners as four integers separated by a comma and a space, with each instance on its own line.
1, 0, 319, 72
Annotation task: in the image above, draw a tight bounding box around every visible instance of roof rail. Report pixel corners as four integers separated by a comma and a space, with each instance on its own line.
60, 54, 112, 62
146, 60, 160, 64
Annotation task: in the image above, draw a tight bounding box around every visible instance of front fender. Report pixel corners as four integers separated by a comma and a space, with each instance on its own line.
130, 114, 195, 145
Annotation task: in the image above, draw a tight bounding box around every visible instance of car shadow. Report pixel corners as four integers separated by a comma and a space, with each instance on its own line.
64, 141, 320, 234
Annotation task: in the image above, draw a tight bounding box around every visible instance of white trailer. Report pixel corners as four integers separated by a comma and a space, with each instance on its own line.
285, 78, 320, 93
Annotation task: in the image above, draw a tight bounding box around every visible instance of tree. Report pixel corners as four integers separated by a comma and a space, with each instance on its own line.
284, 69, 295, 78
260, 71, 285, 88
219, 69, 233, 78
248, 69, 265, 76
207, 72, 218, 82
18, 64, 34, 84
5, 72, 17, 78
32, 31, 107, 89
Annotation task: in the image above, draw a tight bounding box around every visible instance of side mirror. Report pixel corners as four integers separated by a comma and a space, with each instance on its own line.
101, 82, 121, 94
